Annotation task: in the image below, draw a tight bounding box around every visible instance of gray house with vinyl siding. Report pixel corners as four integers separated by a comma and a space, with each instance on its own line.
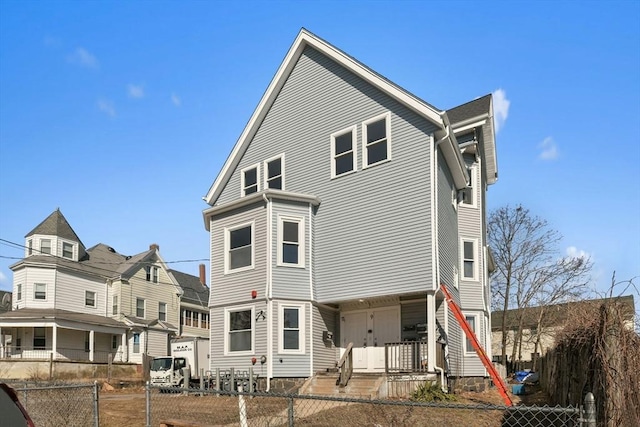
202, 29, 498, 392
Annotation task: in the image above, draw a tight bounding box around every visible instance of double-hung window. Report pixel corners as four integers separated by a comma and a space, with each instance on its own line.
241, 164, 259, 196
279, 304, 305, 354
33, 327, 46, 349
85, 291, 96, 307
264, 154, 284, 190
34, 283, 46, 300
225, 222, 254, 273
464, 313, 478, 354
462, 239, 477, 280
136, 298, 145, 318
40, 239, 51, 255
146, 266, 158, 283
362, 112, 391, 167
330, 126, 357, 178
277, 216, 304, 267
201, 313, 210, 329
159, 302, 167, 321
226, 306, 254, 354
17, 284, 22, 301
62, 242, 73, 259
27, 240, 33, 256
112, 296, 118, 315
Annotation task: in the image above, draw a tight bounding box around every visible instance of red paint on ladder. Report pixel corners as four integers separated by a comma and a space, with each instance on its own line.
440, 283, 514, 406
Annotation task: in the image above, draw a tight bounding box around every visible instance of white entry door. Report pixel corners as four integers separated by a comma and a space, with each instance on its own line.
341, 306, 400, 372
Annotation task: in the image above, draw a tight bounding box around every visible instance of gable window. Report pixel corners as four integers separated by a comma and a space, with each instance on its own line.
40, 239, 51, 255
331, 126, 357, 178
17, 284, 22, 301
133, 333, 140, 353
112, 296, 118, 315
159, 302, 167, 321
62, 242, 73, 259
264, 154, 284, 190
136, 298, 145, 318
146, 266, 159, 283
225, 306, 254, 354
33, 327, 46, 349
464, 314, 478, 354
462, 239, 478, 280
277, 216, 304, 267
225, 222, 254, 273
280, 304, 305, 354
85, 291, 96, 307
34, 283, 47, 300
362, 112, 391, 168
241, 164, 259, 196
460, 165, 477, 207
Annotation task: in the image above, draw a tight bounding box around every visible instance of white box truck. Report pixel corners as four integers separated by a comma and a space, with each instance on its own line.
150, 337, 209, 387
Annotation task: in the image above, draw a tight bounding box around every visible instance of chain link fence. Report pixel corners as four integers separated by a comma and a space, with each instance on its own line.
148, 384, 588, 427
11, 382, 99, 427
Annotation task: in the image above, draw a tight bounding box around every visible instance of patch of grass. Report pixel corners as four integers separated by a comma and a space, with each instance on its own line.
410, 383, 456, 402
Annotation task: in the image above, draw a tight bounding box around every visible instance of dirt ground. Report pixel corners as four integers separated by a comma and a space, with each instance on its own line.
98, 383, 550, 427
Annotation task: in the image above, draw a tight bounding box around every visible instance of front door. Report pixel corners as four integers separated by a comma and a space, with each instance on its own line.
341, 306, 400, 372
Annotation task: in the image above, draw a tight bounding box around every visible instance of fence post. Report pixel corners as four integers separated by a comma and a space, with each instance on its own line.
238, 385, 248, 427
107, 353, 113, 384
93, 380, 100, 427
288, 395, 294, 427
583, 392, 596, 426
146, 380, 151, 427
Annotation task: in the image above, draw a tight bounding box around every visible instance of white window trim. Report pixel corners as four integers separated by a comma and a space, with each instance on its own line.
112, 295, 118, 315
40, 238, 52, 255
224, 221, 255, 274
34, 283, 47, 301
277, 215, 305, 268
224, 305, 255, 356
61, 241, 74, 259
263, 153, 285, 190
240, 163, 261, 197
463, 312, 480, 355
85, 290, 96, 308
461, 238, 479, 281
136, 298, 146, 319
278, 303, 305, 355
330, 125, 357, 179
362, 112, 392, 169
159, 302, 167, 321
460, 164, 478, 208
16, 284, 22, 301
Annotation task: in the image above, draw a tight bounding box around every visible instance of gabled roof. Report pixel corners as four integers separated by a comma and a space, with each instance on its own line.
203, 28, 468, 205
447, 94, 498, 185
169, 269, 209, 308
26, 208, 86, 250
492, 295, 635, 331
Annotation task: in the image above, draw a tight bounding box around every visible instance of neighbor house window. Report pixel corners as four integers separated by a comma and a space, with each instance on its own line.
84, 332, 90, 352
62, 242, 73, 259
112, 296, 118, 315
225, 222, 254, 273
34, 283, 46, 300
201, 313, 210, 329
33, 327, 46, 349
145, 266, 158, 283
133, 333, 140, 353
460, 165, 477, 207
241, 164, 259, 196
331, 126, 357, 178
462, 240, 477, 280
17, 284, 22, 301
280, 304, 305, 354
40, 239, 51, 255
362, 112, 391, 167
28, 240, 33, 256
277, 216, 304, 267
158, 302, 167, 321
112, 335, 118, 350
464, 314, 478, 353
85, 291, 96, 307
226, 307, 254, 354
183, 309, 193, 327
264, 154, 284, 190
136, 298, 145, 318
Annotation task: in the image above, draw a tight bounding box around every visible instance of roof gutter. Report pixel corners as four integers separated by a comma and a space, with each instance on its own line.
435, 111, 469, 189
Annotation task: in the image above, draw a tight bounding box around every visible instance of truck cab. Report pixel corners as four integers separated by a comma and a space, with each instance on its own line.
150, 356, 187, 387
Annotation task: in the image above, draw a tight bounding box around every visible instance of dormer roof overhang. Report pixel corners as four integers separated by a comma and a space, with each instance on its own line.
203, 189, 321, 231
203, 28, 460, 206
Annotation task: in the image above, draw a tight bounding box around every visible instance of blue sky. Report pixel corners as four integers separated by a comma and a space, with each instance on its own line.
0, 0, 638, 299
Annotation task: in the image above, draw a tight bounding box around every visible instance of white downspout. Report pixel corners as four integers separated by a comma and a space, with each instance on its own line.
263, 193, 273, 392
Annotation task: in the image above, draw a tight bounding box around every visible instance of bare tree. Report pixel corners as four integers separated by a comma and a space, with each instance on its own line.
488, 205, 592, 366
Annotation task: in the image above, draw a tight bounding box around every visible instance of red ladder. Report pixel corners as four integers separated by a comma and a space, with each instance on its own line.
440, 283, 513, 406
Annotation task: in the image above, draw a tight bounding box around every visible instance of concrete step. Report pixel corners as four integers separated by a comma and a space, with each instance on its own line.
300, 374, 385, 399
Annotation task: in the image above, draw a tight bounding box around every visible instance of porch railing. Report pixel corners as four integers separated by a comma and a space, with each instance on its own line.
385, 341, 446, 374
0, 345, 125, 363
337, 341, 353, 388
